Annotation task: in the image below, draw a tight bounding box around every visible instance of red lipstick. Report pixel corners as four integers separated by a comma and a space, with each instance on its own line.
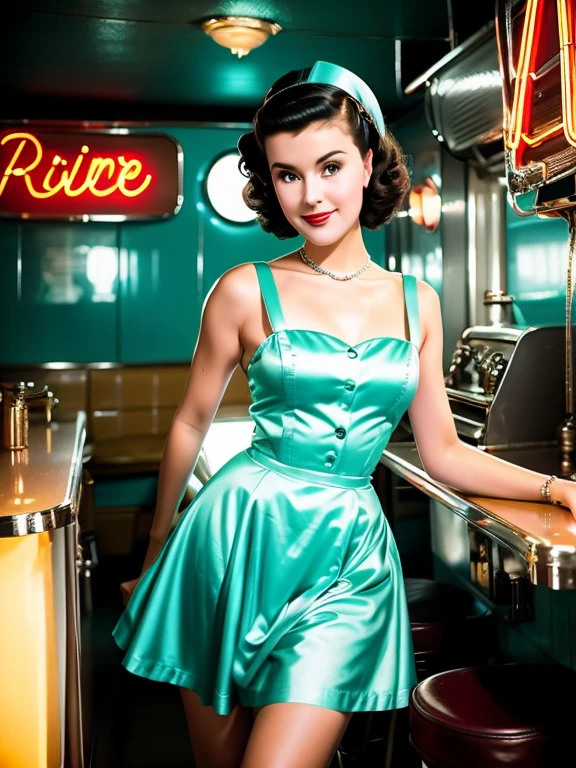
301, 210, 335, 226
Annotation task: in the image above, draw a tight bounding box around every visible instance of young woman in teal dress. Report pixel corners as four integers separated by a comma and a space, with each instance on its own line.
113, 62, 576, 768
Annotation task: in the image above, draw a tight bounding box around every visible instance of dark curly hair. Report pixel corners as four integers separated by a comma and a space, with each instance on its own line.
238, 67, 410, 239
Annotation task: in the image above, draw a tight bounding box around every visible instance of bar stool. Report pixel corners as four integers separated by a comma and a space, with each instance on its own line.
338, 578, 498, 767
410, 663, 576, 767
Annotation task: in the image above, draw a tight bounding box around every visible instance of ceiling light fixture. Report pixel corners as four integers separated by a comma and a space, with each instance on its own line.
201, 16, 282, 59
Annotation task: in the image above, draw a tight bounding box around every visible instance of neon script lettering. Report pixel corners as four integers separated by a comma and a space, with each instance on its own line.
0, 133, 153, 199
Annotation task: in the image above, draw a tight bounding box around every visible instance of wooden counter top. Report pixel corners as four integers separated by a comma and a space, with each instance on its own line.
0, 412, 86, 537
381, 442, 576, 590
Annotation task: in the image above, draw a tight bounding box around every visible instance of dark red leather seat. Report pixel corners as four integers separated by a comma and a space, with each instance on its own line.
410, 663, 576, 767
340, 579, 498, 766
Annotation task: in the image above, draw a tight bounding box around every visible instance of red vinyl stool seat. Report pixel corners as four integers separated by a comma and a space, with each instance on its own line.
339, 579, 497, 766
410, 663, 576, 767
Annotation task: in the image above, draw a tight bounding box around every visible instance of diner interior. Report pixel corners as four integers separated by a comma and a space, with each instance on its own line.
4, 1, 576, 767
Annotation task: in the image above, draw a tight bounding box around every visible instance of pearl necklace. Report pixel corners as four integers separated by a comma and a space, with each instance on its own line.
298, 246, 371, 281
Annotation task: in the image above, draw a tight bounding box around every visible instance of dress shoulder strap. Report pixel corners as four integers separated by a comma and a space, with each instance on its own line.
401, 273, 421, 350
253, 262, 287, 332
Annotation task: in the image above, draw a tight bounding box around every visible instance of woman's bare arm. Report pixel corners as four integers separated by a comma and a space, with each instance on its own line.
407, 281, 576, 510
137, 264, 253, 577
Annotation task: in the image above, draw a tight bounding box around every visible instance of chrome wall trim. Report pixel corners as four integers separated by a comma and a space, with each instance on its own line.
0, 361, 190, 370
0, 119, 252, 130
65, 412, 87, 515
404, 20, 495, 94
65, 522, 84, 767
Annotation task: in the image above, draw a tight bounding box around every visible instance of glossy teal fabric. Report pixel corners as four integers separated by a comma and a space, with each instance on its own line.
113, 261, 420, 715
307, 61, 386, 137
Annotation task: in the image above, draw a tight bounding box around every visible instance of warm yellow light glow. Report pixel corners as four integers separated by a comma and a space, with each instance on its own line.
0, 534, 61, 767
559, 0, 576, 146
506, 0, 576, 155
201, 17, 281, 58
521, 124, 563, 146
508, 0, 540, 151
409, 178, 442, 232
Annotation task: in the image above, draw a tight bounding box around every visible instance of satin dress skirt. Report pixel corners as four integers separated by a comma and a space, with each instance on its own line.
113, 447, 417, 715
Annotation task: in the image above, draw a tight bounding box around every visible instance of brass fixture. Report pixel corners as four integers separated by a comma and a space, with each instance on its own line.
201, 17, 282, 58
0, 382, 51, 450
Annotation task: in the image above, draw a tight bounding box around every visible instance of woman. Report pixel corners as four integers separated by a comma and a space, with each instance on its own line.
114, 62, 576, 768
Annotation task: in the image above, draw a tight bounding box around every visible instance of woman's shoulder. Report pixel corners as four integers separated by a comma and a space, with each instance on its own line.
207, 262, 257, 304
413, 278, 440, 308
217, 253, 297, 287
207, 255, 292, 305
409, 278, 441, 346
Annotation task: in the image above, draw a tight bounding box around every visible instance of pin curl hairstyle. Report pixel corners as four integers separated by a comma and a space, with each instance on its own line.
238, 67, 410, 240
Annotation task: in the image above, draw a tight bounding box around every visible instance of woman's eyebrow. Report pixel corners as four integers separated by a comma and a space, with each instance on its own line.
270, 150, 346, 172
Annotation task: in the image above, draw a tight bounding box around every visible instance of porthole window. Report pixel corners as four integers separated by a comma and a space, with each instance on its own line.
205, 152, 257, 223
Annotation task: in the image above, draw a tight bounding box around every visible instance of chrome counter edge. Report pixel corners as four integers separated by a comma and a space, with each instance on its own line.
380, 443, 576, 590
0, 412, 86, 538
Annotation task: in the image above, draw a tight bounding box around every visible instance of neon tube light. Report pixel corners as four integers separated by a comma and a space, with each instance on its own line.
0, 133, 152, 200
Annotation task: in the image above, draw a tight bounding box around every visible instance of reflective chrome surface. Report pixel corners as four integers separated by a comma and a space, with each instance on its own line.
0, 411, 86, 536
381, 442, 576, 590
443, 325, 571, 450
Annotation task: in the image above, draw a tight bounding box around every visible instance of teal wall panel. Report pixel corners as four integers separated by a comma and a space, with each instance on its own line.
362, 228, 386, 268
506, 199, 570, 327
0, 222, 118, 363
95, 476, 158, 508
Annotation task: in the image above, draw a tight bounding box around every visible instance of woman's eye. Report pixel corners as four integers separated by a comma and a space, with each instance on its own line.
324, 163, 340, 176
278, 171, 299, 183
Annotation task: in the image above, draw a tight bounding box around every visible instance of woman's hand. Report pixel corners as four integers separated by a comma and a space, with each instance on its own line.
553, 478, 576, 519
120, 578, 140, 607
119, 535, 165, 607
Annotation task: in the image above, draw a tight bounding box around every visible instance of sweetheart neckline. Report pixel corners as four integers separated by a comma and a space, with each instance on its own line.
244, 329, 418, 373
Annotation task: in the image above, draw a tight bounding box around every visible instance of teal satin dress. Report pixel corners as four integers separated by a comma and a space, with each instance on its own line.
113, 260, 420, 715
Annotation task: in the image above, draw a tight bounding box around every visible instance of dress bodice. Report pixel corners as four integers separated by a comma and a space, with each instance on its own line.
246, 261, 420, 478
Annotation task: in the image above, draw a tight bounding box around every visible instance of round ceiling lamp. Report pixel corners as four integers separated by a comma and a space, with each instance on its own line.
201, 17, 282, 59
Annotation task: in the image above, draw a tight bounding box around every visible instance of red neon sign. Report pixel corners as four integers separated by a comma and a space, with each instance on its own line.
0, 130, 182, 220
501, 0, 576, 167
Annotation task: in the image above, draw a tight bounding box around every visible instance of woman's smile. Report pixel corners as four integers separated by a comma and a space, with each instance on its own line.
301, 210, 336, 226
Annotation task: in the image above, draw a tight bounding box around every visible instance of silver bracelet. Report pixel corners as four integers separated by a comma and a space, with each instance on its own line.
541, 475, 562, 505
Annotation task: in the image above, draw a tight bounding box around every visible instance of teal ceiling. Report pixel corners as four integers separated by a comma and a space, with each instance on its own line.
2, 2, 496, 122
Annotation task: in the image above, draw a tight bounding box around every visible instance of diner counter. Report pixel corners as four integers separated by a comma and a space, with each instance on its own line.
0, 411, 86, 537
380, 442, 576, 590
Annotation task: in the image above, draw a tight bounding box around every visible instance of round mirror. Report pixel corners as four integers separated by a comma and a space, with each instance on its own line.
205, 152, 257, 223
